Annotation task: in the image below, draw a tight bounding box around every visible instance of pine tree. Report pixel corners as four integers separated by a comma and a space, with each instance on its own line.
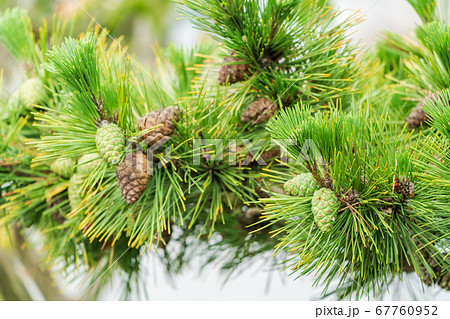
1, 0, 449, 301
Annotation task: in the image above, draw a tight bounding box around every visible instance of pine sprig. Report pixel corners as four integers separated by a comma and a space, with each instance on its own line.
0, 8, 37, 64
46, 33, 101, 96
178, 0, 364, 107
406, 0, 437, 24
261, 105, 442, 298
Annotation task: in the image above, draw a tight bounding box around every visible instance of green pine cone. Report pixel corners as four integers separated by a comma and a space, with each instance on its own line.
311, 188, 339, 232
68, 174, 84, 210
18, 78, 47, 108
283, 179, 295, 194
50, 158, 76, 178
1, 91, 22, 120
284, 173, 319, 196
96, 123, 125, 165
8, 90, 23, 111
78, 153, 103, 175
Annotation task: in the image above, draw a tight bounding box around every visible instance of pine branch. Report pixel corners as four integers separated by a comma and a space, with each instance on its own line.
0, 8, 37, 64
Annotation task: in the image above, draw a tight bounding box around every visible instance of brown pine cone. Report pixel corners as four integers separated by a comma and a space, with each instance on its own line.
438, 272, 450, 290
245, 207, 262, 224
138, 106, 179, 147
116, 151, 151, 205
419, 257, 439, 286
232, 147, 280, 167
259, 148, 280, 162
241, 97, 278, 125
238, 206, 262, 228
218, 52, 250, 85
406, 93, 445, 129
406, 104, 429, 129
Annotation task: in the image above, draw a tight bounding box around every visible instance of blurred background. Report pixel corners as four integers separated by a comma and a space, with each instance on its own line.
1, 0, 450, 301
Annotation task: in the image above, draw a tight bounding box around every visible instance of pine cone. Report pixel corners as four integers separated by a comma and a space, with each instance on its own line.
236, 148, 280, 167
78, 153, 103, 176
311, 188, 340, 232
50, 158, 76, 178
418, 256, 450, 290
438, 272, 450, 290
7, 90, 23, 114
138, 106, 179, 147
241, 98, 278, 125
406, 104, 428, 129
419, 256, 439, 286
18, 78, 47, 109
260, 148, 280, 162
68, 174, 84, 210
393, 176, 414, 199
249, 148, 280, 164
116, 151, 150, 205
218, 52, 250, 85
244, 207, 262, 225
284, 173, 319, 197
96, 123, 125, 165
406, 93, 444, 129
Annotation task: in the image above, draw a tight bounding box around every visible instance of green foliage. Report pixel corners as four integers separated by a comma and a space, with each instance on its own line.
406, 0, 437, 23
178, 0, 364, 108
261, 105, 447, 299
0, 8, 36, 63
385, 20, 450, 122
46, 33, 101, 95
410, 22, 450, 90
1, 0, 450, 301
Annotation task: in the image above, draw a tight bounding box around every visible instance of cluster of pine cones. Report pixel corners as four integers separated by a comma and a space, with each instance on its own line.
218, 52, 279, 126
95, 106, 179, 205
284, 173, 340, 232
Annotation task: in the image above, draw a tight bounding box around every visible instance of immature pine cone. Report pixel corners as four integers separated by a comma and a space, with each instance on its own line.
96, 123, 125, 165
116, 151, 150, 205
7, 90, 22, 114
311, 188, 340, 232
68, 174, 84, 210
138, 106, 179, 147
78, 153, 103, 176
241, 98, 278, 125
50, 158, 76, 178
218, 52, 250, 85
284, 173, 319, 197
18, 78, 47, 109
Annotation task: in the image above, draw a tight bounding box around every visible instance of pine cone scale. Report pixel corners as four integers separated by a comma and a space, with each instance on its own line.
241, 98, 278, 124
138, 106, 179, 147
218, 52, 250, 85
